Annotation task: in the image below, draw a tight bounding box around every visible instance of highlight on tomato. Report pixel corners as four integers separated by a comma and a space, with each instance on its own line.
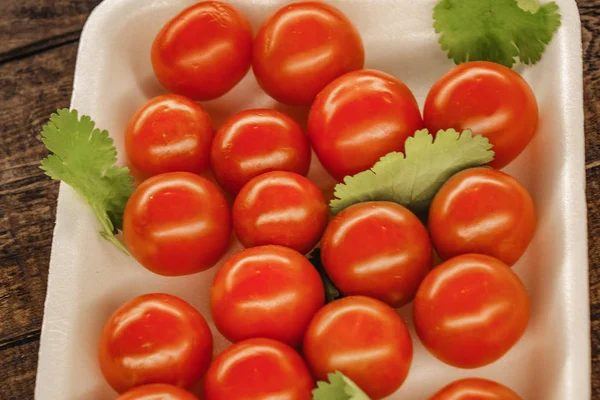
123, 172, 232, 276
253, 1, 364, 105
429, 378, 522, 400
151, 1, 253, 100
125, 94, 214, 177
210, 245, 324, 347
117, 384, 199, 400
413, 254, 530, 369
321, 201, 432, 308
98, 293, 213, 394
429, 168, 536, 266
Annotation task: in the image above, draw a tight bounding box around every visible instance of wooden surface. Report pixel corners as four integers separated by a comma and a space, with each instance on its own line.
0, 1, 598, 399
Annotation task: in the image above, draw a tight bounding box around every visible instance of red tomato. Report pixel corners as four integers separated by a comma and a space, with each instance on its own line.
125, 95, 214, 177
413, 254, 530, 369
123, 172, 231, 276
151, 1, 253, 100
308, 69, 424, 181
203, 338, 314, 400
429, 168, 536, 266
210, 109, 311, 194
321, 202, 432, 308
117, 384, 199, 400
210, 245, 324, 347
423, 61, 539, 169
232, 171, 328, 254
99, 294, 213, 393
252, 1, 364, 106
429, 378, 522, 400
303, 296, 413, 399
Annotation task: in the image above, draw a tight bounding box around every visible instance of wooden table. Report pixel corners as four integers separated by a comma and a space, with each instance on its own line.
0, 1, 598, 398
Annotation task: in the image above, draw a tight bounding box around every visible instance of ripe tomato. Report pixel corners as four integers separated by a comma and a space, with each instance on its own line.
117, 384, 199, 400
210, 109, 311, 194
423, 61, 539, 169
98, 294, 213, 393
151, 1, 252, 100
252, 1, 364, 106
232, 171, 328, 254
429, 378, 522, 400
203, 338, 314, 400
413, 254, 530, 369
321, 202, 432, 308
303, 296, 413, 399
123, 172, 231, 276
125, 95, 214, 177
210, 245, 324, 347
429, 168, 536, 266
308, 69, 423, 181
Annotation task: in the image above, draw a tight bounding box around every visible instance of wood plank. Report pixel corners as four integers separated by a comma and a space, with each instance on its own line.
587, 166, 600, 400
0, 341, 40, 400
0, 0, 101, 63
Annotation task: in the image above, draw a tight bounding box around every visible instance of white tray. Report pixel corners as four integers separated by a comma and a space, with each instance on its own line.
34, 0, 590, 399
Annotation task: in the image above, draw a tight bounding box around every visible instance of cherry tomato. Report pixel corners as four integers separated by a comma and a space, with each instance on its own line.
99, 294, 213, 394
413, 254, 530, 369
125, 95, 214, 177
123, 172, 231, 276
211, 245, 324, 347
117, 384, 199, 400
308, 69, 424, 181
423, 61, 539, 169
303, 296, 413, 399
252, 1, 364, 106
429, 168, 536, 266
429, 378, 522, 400
321, 202, 432, 308
203, 338, 314, 400
232, 171, 328, 254
151, 1, 253, 100
210, 109, 311, 194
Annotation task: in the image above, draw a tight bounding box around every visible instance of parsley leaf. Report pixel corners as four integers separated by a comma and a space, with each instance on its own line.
307, 248, 342, 304
313, 371, 371, 400
433, 0, 561, 67
40, 109, 135, 254
330, 129, 494, 217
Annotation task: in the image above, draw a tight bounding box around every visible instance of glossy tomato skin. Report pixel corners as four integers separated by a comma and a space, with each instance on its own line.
117, 384, 199, 400
429, 378, 522, 400
308, 69, 424, 181
123, 172, 231, 276
414, 254, 530, 369
303, 296, 413, 399
429, 168, 536, 266
151, 1, 253, 100
99, 294, 213, 394
423, 61, 539, 169
210, 109, 311, 194
252, 1, 364, 106
125, 95, 214, 177
203, 338, 314, 400
232, 171, 329, 254
210, 245, 324, 347
321, 202, 432, 308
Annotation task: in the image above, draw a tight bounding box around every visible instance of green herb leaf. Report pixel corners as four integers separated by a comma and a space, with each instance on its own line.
307, 248, 342, 304
40, 109, 135, 254
313, 371, 371, 400
433, 0, 561, 67
330, 129, 494, 217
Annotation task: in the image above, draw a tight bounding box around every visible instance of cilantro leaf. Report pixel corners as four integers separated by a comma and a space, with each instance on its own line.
40, 109, 135, 254
307, 248, 342, 304
313, 371, 371, 400
433, 0, 561, 67
330, 129, 494, 217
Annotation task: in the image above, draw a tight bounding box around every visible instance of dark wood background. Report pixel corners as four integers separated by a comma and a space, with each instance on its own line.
0, 0, 598, 398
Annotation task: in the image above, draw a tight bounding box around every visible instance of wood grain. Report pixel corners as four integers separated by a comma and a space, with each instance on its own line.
0, 0, 598, 399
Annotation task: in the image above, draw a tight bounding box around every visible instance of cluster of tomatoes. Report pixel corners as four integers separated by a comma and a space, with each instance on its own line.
97, 1, 540, 399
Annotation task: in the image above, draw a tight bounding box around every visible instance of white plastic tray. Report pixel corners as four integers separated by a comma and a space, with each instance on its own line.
35, 0, 590, 399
